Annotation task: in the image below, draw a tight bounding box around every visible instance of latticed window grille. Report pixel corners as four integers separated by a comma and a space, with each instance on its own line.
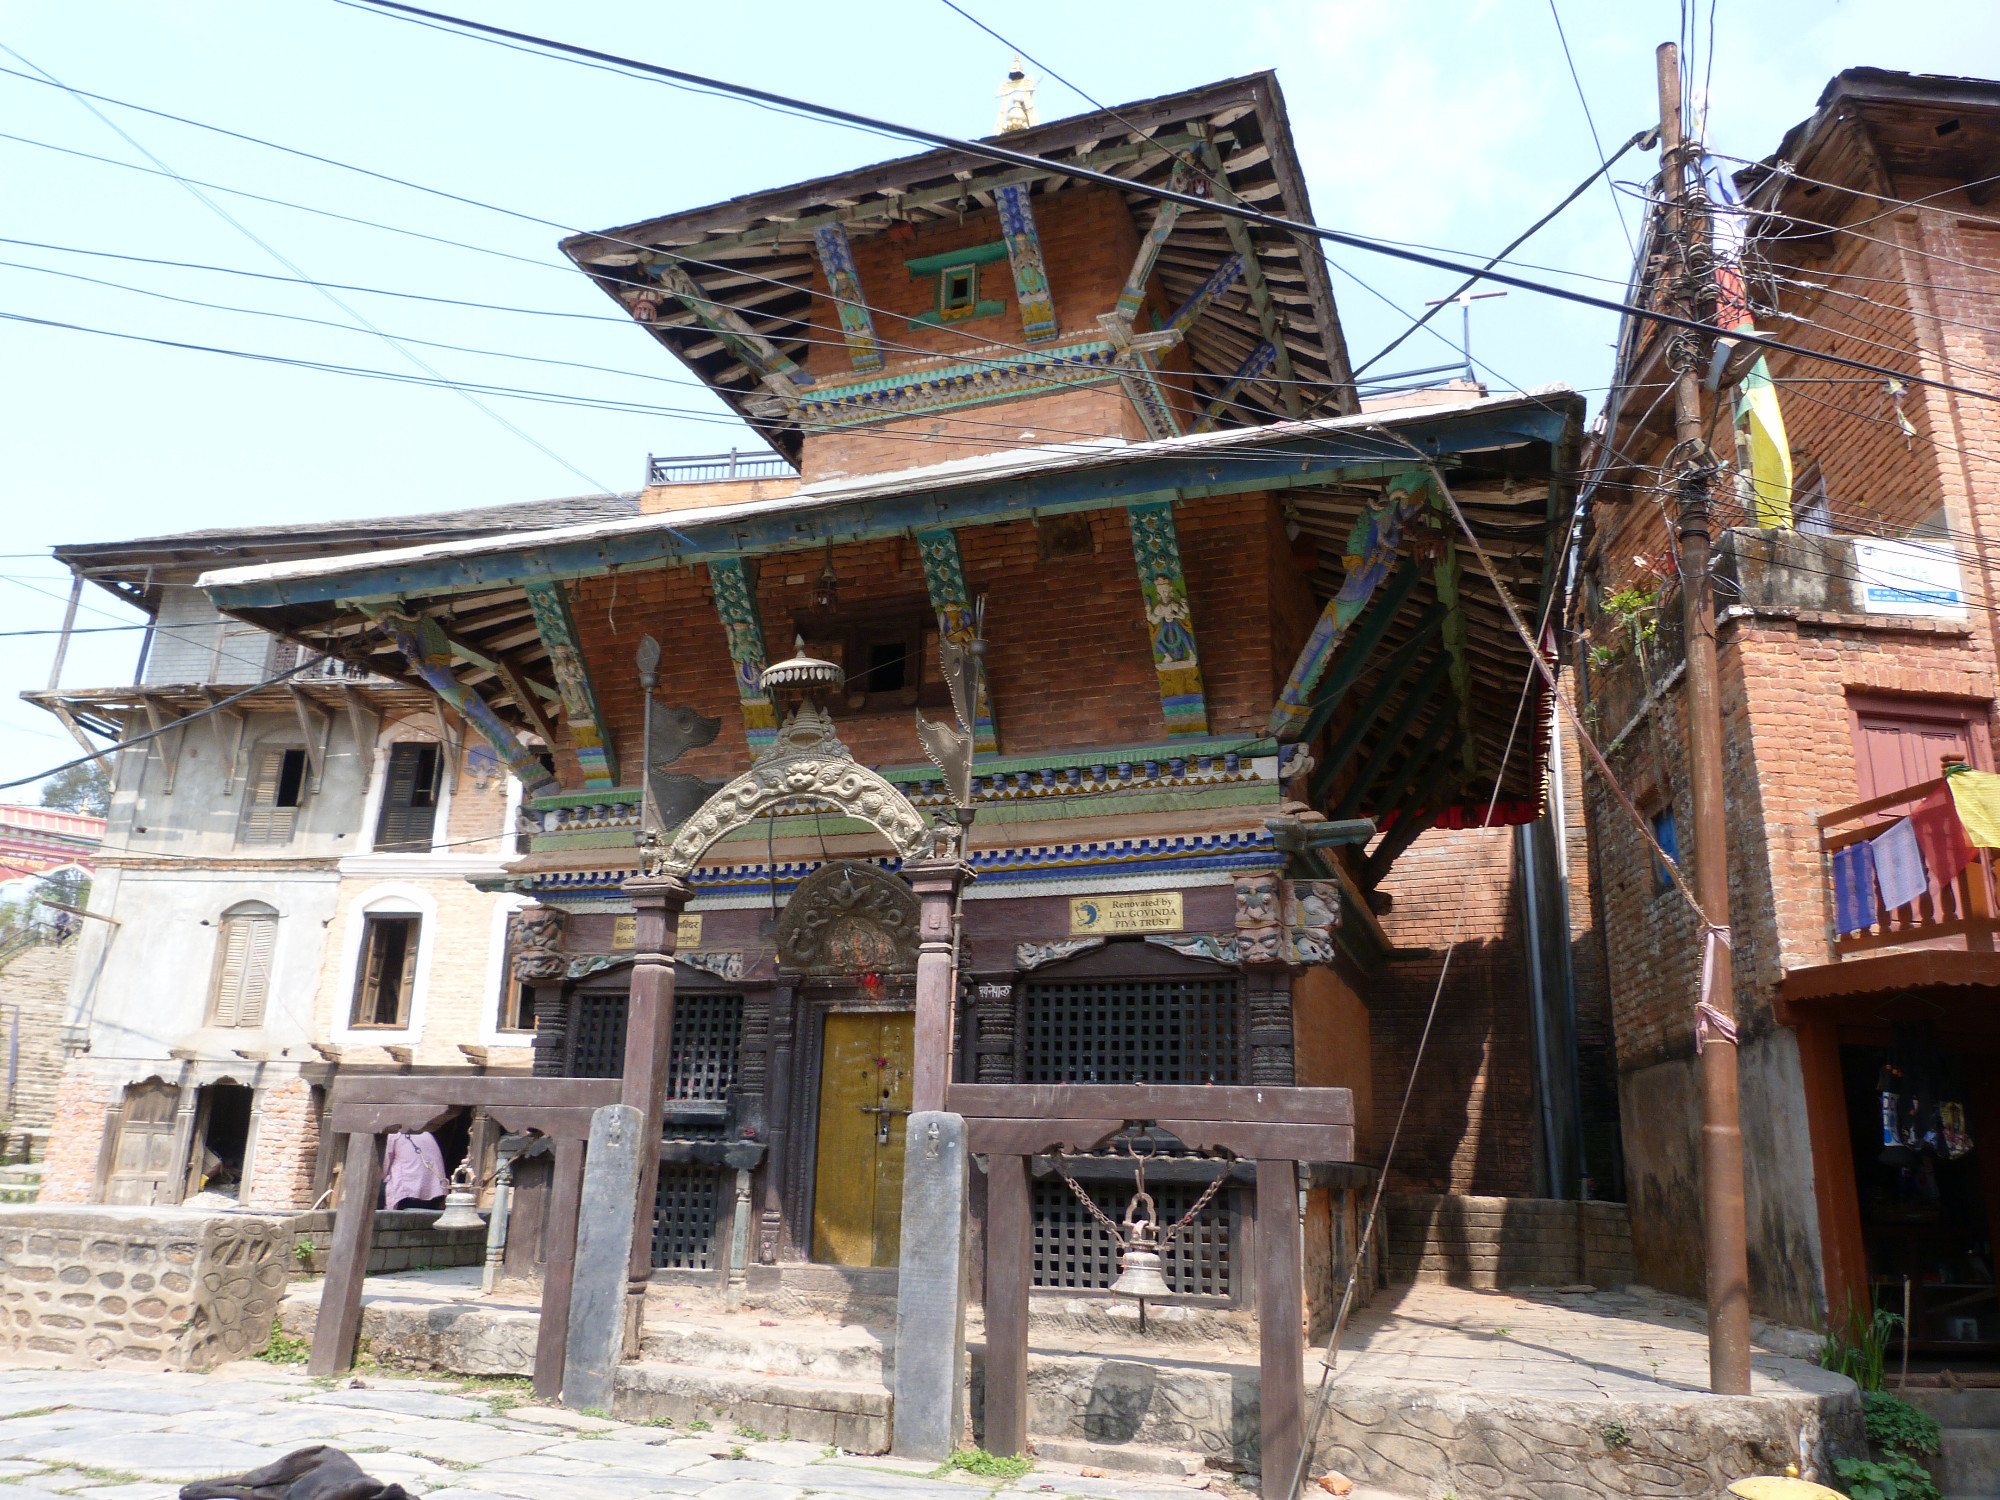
568, 990, 743, 1098
1021, 976, 1240, 1085
1030, 1178, 1234, 1298
652, 1163, 720, 1269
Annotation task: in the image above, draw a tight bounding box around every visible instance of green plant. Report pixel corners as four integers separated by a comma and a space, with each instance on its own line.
582, 1408, 611, 1421
688, 1419, 712, 1433
1490, 1326, 1512, 1340
294, 1239, 315, 1269
932, 1450, 1033, 1480
1818, 1297, 1901, 1391
1600, 1421, 1631, 1449
733, 1426, 768, 1441
1865, 1392, 1943, 1458
258, 1324, 310, 1364
728, 1447, 747, 1461
638, 1416, 674, 1429
1834, 1452, 1940, 1500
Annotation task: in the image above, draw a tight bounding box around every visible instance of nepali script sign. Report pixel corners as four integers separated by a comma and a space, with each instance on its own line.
1070, 892, 1183, 935
613, 914, 704, 949
1854, 538, 1965, 618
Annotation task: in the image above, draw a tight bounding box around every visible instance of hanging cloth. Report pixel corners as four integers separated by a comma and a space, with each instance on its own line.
1735, 357, 1796, 529
1912, 785, 1976, 885
1947, 768, 2000, 848
1832, 840, 1879, 935
1871, 816, 1930, 912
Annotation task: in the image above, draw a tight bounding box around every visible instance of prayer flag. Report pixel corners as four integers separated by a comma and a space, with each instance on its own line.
1912, 786, 1975, 885
1833, 841, 1879, 935
1871, 816, 1929, 911
1947, 769, 2000, 849
1736, 357, 1795, 530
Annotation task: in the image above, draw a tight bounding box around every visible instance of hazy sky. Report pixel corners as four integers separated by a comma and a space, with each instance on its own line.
3, 0, 1995, 789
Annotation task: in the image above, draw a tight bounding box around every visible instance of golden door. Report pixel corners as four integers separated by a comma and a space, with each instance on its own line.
811, 1011, 914, 1267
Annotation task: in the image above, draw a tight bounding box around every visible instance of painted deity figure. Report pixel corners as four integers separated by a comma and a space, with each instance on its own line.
724, 620, 765, 694
1145, 574, 1198, 668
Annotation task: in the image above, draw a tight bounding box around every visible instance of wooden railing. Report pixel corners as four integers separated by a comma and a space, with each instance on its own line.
1819, 775, 2000, 956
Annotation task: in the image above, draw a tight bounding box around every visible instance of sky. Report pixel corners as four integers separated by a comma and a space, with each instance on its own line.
2, 0, 1996, 791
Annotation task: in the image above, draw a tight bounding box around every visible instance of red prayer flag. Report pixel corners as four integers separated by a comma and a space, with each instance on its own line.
1912, 786, 1975, 886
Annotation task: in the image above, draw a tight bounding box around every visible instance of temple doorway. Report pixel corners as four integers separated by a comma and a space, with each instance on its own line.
810, 1009, 913, 1267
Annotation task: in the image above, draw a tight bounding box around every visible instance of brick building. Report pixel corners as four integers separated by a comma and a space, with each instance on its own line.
1580, 69, 2000, 1344
24, 498, 633, 1207
197, 67, 1615, 1335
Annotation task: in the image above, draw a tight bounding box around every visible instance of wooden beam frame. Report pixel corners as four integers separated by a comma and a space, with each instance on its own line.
344, 697, 379, 796
1309, 609, 1447, 804
914, 529, 998, 754
487, 651, 558, 749
139, 694, 188, 796
705, 558, 778, 754
1363, 708, 1458, 832
522, 582, 619, 789
810, 224, 884, 371
1427, 499, 1480, 779
1112, 159, 1193, 323
1290, 559, 1422, 746
1364, 730, 1467, 885
1125, 500, 1208, 738
1199, 142, 1302, 417
643, 262, 811, 400
1166, 253, 1244, 335
1189, 340, 1276, 434
200, 688, 248, 795
384, 613, 556, 798
1331, 664, 1451, 820
992, 183, 1058, 344
290, 686, 333, 796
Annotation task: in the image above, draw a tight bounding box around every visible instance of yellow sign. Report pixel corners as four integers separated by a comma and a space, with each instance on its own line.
1070, 892, 1182, 935
612, 914, 703, 948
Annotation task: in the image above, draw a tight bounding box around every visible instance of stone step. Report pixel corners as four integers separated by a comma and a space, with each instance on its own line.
1905, 1389, 2000, 1429
640, 1316, 893, 1385
1935, 1428, 2000, 1500
0, 1166, 44, 1183
1028, 1437, 1206, 1478
0, 1188, 38, 1204
612, 1359, 891, 1454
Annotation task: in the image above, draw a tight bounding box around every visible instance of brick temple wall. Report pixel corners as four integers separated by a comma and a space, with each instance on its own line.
1384, 1193, 1635, 1289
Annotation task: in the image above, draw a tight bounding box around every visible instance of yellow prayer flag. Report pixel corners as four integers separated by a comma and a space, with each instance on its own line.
1947, 769, 2000, 848
1736, 357, 1795, 530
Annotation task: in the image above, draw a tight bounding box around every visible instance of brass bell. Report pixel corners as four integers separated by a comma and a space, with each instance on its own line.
1109, 1186, 1172, 1329
432, 1162, 486, 1231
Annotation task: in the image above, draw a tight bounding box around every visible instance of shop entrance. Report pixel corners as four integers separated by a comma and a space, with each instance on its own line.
1839, 1024, 2000, 1357
810, 1010, 913, 1267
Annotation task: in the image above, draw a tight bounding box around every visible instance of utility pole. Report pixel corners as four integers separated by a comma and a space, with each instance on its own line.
1655, 40, 1752, 1395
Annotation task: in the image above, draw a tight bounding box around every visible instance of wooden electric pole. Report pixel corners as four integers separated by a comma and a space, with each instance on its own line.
1655, 40, 1752, 1395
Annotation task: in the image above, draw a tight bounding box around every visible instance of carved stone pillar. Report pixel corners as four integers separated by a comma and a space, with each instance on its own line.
1245, 970, 1295, 1086
759, 987, 796, 1264
619, 873, 690, 1347
903, 858, 973, 1114
973, 979, 1018, 1083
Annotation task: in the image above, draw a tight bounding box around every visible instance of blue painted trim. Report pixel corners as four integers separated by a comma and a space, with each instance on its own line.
206, 404, 1576, 610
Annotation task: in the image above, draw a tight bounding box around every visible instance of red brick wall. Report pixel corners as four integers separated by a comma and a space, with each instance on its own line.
39, 1064, 110, 1204
244, 1077, 319, 1211
557, 492, 1293, 783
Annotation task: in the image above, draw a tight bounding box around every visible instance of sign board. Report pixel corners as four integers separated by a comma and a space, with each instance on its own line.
1069, 892, 1183, 935
1854, 538, 1966, 618
612, 914, 704, 949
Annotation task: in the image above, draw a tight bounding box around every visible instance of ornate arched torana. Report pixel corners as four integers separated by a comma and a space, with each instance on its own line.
776, 861, 920, 975
655, 705, 933, 879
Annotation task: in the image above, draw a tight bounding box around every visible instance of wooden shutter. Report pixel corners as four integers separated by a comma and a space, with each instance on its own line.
239, 748, 299, 845
237, 917, 275, 1026
375, 744, 439, 852
210, 918, 252, 1026
355, 919, 389, 1025
393, 919, 419, 1026
1850, 695, 1988, 810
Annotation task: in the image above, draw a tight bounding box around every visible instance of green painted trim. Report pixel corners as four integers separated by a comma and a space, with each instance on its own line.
903, 241, 1012, 276
907, 300, 1008, 331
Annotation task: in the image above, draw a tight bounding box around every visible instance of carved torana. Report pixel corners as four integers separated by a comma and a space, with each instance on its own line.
776, 861, 921, 976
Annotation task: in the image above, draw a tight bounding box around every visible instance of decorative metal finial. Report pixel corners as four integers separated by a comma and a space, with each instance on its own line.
636, 633, 662, 691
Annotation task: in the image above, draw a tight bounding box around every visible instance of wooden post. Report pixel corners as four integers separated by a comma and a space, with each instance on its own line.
983, 1152, 1032, 1459
904, 859, 971, 1114
619, 873, 689, 1348
307, 1130, 385, 1375
760, 989, 795, 1263
1257, 1159, 1304, 1494
534, 1134, 586, 1399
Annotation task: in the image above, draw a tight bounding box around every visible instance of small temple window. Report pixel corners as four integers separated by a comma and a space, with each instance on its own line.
939, 264, 978, 319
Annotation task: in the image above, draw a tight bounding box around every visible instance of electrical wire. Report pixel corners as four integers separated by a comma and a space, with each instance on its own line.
1545, 0, 1637, 255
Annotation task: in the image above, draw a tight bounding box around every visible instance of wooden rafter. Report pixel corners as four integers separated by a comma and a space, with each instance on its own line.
1198, 141, 1302, 417
1331, 660, 1450, 820
1308, 611, 1448, 805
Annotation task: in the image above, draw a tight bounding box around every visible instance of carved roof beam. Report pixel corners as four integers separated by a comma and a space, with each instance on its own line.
639, 262, 811, 404
811, 224, 884, 372
1188, 340, 1277, 434
1111, 158, 1196, 325
992, 183, 1059, 344
1199, 141, 1302, 417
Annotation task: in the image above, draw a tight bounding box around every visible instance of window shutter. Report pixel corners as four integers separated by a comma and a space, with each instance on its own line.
394, 921, 419, 1025
375, 744, 439, 852
238, 917, 275, 1026
211, 918, 252, 1026
356, 921, 388, 1024
240, 748, 299, 845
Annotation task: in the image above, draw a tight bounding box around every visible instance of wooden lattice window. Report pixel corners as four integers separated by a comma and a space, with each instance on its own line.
206, 902, 277, 1027
652, 1163, 720, 1269
239, 747, 307, 846
1021, 974, 1240, 1085
375, 742, 442, 852
1031, 1178, 1235, 1298
569, 989, 743, 1099
350, 913, 419, 1027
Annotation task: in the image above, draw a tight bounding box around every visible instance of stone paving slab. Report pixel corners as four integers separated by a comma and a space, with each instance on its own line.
69, 1484, 180, 1500
303, 1390, 490, 1420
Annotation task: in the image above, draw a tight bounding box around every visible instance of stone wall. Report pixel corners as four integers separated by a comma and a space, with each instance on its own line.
284, 1209, 485, 1276
0, 1206, 290, 1367
1384, 1193, 1635, 1289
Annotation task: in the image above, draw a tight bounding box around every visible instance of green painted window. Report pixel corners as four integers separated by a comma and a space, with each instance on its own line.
939, 264, 977, 320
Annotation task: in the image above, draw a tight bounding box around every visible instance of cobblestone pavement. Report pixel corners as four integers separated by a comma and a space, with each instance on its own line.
0, 1364, 1235, 1500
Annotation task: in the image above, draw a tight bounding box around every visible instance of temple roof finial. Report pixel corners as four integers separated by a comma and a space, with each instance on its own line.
996, 54, 1038, 133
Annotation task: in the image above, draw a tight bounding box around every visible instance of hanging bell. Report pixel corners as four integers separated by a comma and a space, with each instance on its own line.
1109, 1184, 1172, 1319
432, 1162, 486, 1231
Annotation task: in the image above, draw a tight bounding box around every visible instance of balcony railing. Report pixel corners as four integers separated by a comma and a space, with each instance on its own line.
647, 449, 795, 486
1819, 775, 2000, 956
